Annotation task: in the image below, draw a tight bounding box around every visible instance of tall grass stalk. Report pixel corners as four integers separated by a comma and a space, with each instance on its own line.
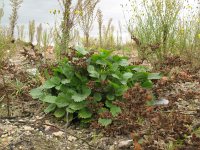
28, 20, 35, 43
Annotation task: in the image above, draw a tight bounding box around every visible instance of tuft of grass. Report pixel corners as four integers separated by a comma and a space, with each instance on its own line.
128, 0, 200, 67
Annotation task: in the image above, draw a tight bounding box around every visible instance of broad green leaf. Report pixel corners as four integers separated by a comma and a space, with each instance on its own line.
132, 72, 148, 81
105, 100, 113, 108
54, 108, 65, 118
123, 72, 133, 80
43, 95, 57, 103
50, 76, 61, 85
71, 93, 85, 102
111, 74, 120, 79
66, 107, 75, 113
87, 65, 99, 78
82, 87, 91, 96
132, 66, 148, 72
69, 102, 86, 110
78, 108, 92, 119
96, 59, 107, 65
61, 79, 71, 84
98, 118, 112, 127
110, 106, 121, 117
71, 88, 91, 102
119, 59, 129, 66
120, 72, 133, 84
111, 63, 119, 71
109, 80, 120, 89
75, 46, 88, 55
44, 104, 56, 113
99, 49, 112, 58
112, 55, 122, 61
75, 73, 88, 82
120, 80, 127, 85
94, 93, 102, 101
91, 54, 101, 62
43, 80, 55, 89
148, 73, 162, 80
81, 118, 92, 123
29, 87, 44, 99
115, 86, 128, 96
55, 93, 71, 108
141, 80, 153, 88
106, 94, 115, 101
100, 74, 107, 80
105, 100, 121, 116
98, 107, 109, 114
55, 85, 62, 90
62, 65, 74, 78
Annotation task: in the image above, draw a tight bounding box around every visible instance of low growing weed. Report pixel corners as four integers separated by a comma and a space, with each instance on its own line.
30, 48, 161, 126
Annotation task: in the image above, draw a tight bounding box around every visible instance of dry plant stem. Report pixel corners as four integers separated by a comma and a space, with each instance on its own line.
9, 0, 23, 39
0, 95, 5, 102
1, 71, 11, 117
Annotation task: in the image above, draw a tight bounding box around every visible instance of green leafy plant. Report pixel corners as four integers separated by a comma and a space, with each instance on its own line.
30, 48, 161, 126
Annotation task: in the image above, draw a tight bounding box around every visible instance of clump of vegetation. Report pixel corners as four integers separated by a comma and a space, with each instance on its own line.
97, 9, 103, 47
9, 0, 23, 40
30, 48, 161, 126
78, 0, 100, 48
128, 0, 200, 67
0, 5, 10, 64
58, 0, 81, 53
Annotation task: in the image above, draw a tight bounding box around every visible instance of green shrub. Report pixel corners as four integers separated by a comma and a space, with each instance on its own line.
127, 0, 200, 68
30, 48, 161, 126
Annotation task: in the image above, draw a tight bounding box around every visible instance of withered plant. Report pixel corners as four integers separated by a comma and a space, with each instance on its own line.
78, 0, 100, 47
28, 20, 35, 43
58, 0, 81, 53
36, 23, 43, 47
97, 9, 103, 47
17, 25, 24, 41
9, 0, 23, 39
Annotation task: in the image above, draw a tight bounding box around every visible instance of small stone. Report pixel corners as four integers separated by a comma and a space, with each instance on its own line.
1, 134, 8, 138
53, 131, 64, 137
23, 126, 34, 131
26, 68, 38, 76
39, 131, 44, 136
68, 135, 77, 141
118, 140, 133, 149
109, 145, 115, 150
25, 131, 31, 135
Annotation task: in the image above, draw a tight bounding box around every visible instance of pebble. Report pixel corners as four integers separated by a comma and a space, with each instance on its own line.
109, 145, 116, 150
23, 126, 34, 131
67, 135, 77, 141
53, 131, 64, 137
118, 139, 133, 149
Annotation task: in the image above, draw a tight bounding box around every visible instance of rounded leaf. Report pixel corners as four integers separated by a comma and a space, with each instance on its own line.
44, 104, 56, 113
98, 118, 112, 127
54, 108, 65, 118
